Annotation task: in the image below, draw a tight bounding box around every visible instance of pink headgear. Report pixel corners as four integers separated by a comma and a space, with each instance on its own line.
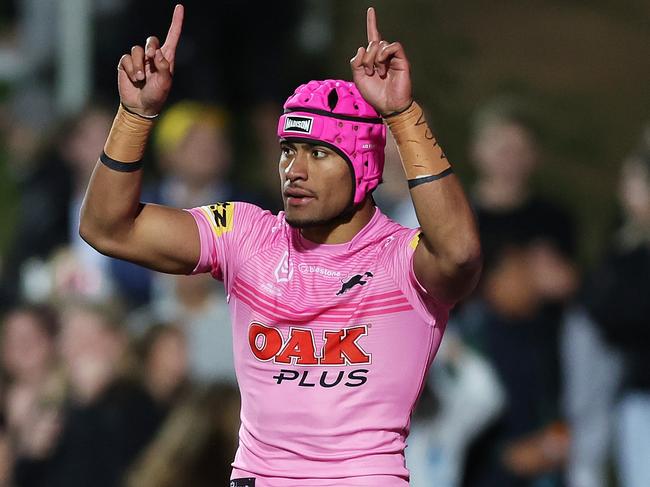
277, 80, 386, 204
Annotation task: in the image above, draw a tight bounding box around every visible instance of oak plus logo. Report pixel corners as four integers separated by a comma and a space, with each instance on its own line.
248, 322, 372, 388
283, 115, 313, 134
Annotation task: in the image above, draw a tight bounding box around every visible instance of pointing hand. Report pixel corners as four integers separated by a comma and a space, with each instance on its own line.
117, 4, 184, 117
350, 7, 413, 117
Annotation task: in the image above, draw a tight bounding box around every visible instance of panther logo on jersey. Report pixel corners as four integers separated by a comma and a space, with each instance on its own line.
336, 271, 373, 296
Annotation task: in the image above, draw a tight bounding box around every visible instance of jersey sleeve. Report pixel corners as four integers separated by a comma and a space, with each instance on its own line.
184, 202, 274, 293
378, 227, 454, 325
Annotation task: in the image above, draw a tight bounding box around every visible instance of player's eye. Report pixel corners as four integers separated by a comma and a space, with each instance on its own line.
280, 145, 294, 157
312, 149, 328, 159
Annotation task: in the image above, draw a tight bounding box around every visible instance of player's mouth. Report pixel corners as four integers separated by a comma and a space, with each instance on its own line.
284, 187, 316, 206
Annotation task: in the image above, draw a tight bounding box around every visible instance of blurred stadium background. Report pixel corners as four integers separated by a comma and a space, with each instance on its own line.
0, 1, 648, 486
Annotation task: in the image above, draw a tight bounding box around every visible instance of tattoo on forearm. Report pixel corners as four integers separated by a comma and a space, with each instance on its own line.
414, 109, 447, 159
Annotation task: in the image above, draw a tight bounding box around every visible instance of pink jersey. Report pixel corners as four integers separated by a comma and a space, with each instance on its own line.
186, 202, 451, 486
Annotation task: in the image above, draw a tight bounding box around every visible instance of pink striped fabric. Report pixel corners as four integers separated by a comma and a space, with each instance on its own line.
186, 203, 451, 486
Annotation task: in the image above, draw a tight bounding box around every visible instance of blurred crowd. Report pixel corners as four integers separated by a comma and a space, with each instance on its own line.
379, 101, 650, 487
1, 1, 649, 487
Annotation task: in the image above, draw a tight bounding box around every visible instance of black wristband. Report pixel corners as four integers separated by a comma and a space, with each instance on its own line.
407, 167, 454, 189
383, 100, 415, 119
100, 151, 143, 172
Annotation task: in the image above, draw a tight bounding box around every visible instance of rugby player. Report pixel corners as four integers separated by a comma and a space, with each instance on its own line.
80, 4, 482, 485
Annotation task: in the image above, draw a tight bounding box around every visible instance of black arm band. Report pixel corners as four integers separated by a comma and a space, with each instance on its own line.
383, 100, 415, 119
407, 167, 454, 189
100, 151, 143, 172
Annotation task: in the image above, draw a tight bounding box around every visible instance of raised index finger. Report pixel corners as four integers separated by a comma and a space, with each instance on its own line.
366, 7, 381, 43
162, 4, 184, 53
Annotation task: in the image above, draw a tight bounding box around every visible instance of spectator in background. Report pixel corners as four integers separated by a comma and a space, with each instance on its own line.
151, 98, 285, 210
50, 106, 116, 302
561, 301, 623, 487
125, 383, 240, 487
46, 299, 159, 487
135, 323, 191, 418
1, 304, 64, 487
459, 96, 577, 487
61, 107, 114, 272
581, 129, 650, 487
0, 110, 71, 310
149, 273, 236, 386
406, 328, 505, 487
113, 101, 239, 311
151, 100, 239, 208
376, 98, 575, 487
375, 129, 505, 487
470, 96, 578, 274
136, 102, 238, 384
1, 106, 118, 306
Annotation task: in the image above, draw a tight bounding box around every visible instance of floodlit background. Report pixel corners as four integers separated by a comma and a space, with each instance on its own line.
0, 1, 648, 486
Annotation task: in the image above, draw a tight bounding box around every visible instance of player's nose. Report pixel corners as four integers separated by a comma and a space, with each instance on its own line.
285, 147, 309, 181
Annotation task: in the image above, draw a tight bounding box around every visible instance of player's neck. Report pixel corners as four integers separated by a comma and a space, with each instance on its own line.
300, 198, 376, 245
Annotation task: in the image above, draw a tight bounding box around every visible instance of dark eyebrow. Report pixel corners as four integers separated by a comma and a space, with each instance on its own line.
305, 142, 332, 152
279, 141, 333, 154
310, 145, 336, 156
279, 140, 296, 149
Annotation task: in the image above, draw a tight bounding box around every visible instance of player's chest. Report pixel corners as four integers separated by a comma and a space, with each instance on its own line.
232, 247, 384, 309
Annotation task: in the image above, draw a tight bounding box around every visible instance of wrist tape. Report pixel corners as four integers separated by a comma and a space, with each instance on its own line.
103, 104, 154, 164
385, 101, 452, 182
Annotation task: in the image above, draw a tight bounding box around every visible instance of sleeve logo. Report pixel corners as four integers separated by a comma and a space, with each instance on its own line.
201, 201, 234, 237
409, 232, 422, 250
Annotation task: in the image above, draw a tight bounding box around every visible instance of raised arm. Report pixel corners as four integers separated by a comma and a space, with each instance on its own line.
350, 7, 482, 304
79, 5, 200, 274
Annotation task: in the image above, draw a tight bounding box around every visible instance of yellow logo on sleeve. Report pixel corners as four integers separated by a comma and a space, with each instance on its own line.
201, 202, 234, 238
409, 232, 422, 250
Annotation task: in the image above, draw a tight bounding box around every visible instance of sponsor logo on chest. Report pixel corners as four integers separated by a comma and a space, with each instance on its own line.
297, 263, 348, 280
248, 322, 372, 389
249, 323, 371, 366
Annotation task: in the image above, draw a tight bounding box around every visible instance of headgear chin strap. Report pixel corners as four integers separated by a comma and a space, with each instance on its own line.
277, 80, 386, 205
